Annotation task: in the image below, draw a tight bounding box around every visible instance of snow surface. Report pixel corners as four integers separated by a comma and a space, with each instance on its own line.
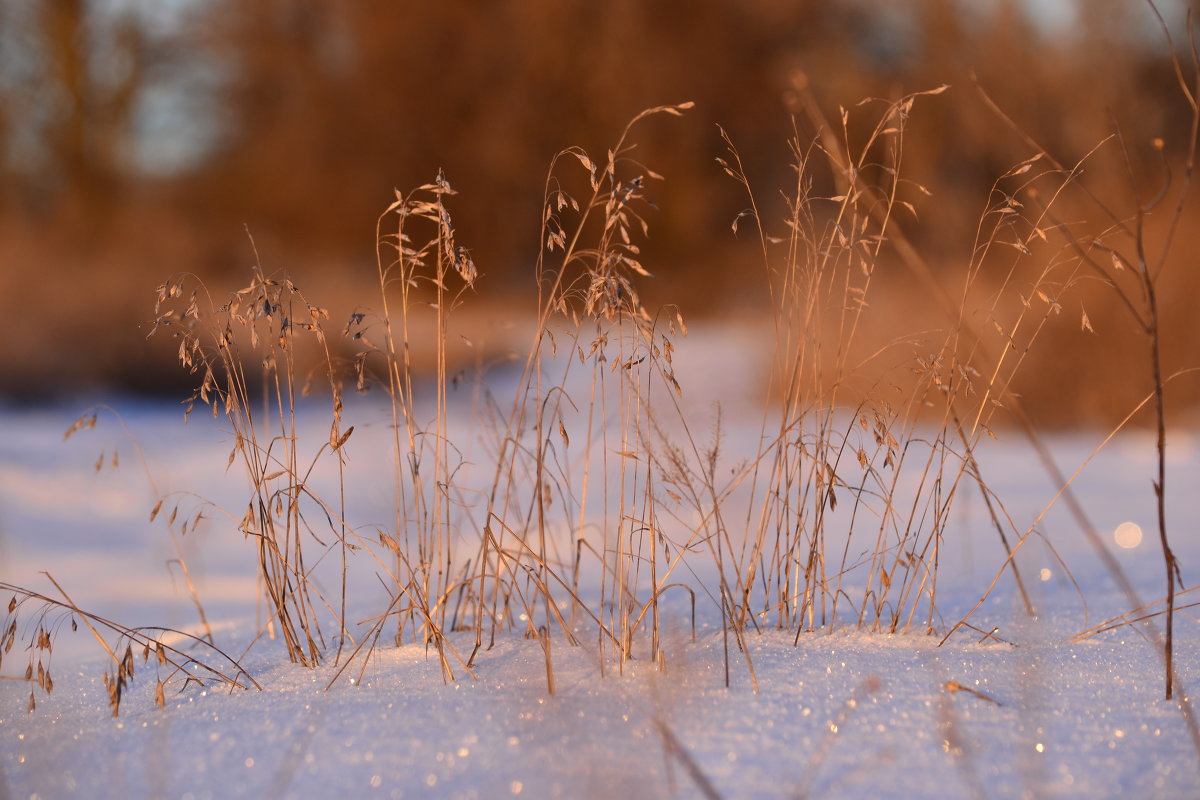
2, 342, 1199, 798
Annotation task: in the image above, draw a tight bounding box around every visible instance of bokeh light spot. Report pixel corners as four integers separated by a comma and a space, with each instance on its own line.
1114, 521, 1143, 549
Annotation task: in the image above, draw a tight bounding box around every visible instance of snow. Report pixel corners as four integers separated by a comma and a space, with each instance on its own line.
2, 340, 1199, 798
3, 618, 1197, 798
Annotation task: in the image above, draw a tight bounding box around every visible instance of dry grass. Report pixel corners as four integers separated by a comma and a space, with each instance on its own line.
3, 52, 1198, 766
0, 575, 257, 717
127, 92, 1107, 683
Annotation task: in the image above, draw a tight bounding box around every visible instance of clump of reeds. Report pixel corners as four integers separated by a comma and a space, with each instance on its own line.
150, 249, 352, 667
634, 82, 1106, 687
131, 93, 1093, 694
337, 170, 481, 682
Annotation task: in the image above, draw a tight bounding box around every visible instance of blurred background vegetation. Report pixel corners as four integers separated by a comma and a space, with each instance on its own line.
1, 0, 1198, 427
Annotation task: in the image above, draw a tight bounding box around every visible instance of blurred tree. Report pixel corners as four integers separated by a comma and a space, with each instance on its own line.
25, 0, 137, 217
0, 0, 1196, 425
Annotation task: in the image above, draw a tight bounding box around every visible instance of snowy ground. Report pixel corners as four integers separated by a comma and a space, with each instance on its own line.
2, 341, 1199, 798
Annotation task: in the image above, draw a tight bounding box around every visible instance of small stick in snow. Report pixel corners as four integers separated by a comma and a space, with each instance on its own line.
944, 680, 1002, 706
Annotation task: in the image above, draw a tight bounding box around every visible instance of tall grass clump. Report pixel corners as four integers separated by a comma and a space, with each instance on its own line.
151, 250, 350, 667
341, 171, 481, 680
672, 81, 1104, 662
141, 91, 1096, 692
457, 102, 699, 687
